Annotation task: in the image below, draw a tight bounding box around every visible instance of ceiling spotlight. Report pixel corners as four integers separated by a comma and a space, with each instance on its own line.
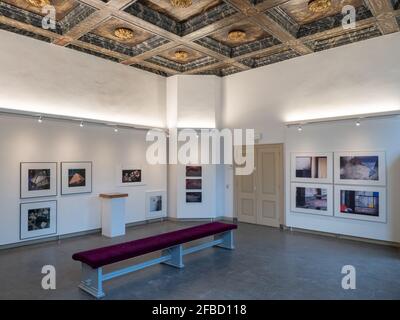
114, 27, 134, 41
38, 116, 43, 123
298, 125, 303, 132
170, 0, 192, 8
114, 127, 119, 133
26, 0, 51, 8
308, 0, 331, 13
356, 119, 361, 127
80, 121, 84, 128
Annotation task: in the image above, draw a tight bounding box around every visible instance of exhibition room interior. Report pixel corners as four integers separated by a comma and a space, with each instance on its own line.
0, 0, 400, 301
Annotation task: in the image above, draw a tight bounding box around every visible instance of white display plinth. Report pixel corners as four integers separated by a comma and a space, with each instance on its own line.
99, 193, 128, 238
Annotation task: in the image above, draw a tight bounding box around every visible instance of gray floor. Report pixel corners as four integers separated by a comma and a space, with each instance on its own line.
1, 221, 400, 300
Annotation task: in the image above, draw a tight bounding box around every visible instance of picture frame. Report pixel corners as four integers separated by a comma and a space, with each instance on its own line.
116, 165, 145, 187
291, 152, 333, 184
61, 162, 92, 195
334, 151, 386, 186
145, 190, 167, 219
186, 192, 202, 203
334, 185, 387, 223
186, 178, 202, 190
20, 200, 57, 240
20, 162, 57, 199
291, 183, 333, 216
186, 166, 202, 177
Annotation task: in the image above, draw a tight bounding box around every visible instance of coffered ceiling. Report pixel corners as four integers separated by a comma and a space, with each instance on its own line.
0, 0, 399, 77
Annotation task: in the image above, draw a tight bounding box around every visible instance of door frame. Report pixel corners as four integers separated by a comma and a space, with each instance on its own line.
234, 143, 285, 227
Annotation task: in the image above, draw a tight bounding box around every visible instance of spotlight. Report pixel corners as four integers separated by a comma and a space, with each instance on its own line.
38, 116, 43, 123
356, 119, 361, 127
114, 127, 119, 133
80, 121, 84, 128
298, 125, 303, 132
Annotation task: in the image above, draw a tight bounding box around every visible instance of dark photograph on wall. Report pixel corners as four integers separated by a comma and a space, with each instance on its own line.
186, 192, 202, 203
186, 179, 202, 190
296, 187, 327, 211
296, 156, 327, 178
340, 156, 379, 181
28, 208, 51, 231
149, 195, 162, 212
28, 169, 51, 191
340, 190, 379, 216
122, 169, 142, 183
68, 169, 86, 188
186, 166, 202, 177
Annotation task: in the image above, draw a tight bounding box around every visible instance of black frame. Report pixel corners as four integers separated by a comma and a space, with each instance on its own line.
20, 200, 58, 240
20, 162, 58, 199
60, 161, 93, 195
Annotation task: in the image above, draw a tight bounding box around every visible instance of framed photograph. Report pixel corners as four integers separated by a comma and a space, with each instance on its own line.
61, 162, 92, 195
186, 166, 202, 177
186, 178, 202, 190
291, 152, 333, 183
334, 185, 386, 223
116, 165, 145, 187
20, 200, 57, 240
20, 162, 57, 199
186, 192, 202, 203
291, 183, 333, 216
334, 152, 386, 186
145, 190, 166, 219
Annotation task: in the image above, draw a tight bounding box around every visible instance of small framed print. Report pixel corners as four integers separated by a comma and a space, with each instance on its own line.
20, 162, 57, 199
334, 185, 386, 223
186, 166, 202, 177
20, 200, 57, 240
186, 178, 202, 190
291, 183, 333, 216
61, 162, 92, 195
186, 192, 202, 203
334, 151, 386, 186
116, 165, 145, 187
145, 190, 166, 219
291, 152, 333, 184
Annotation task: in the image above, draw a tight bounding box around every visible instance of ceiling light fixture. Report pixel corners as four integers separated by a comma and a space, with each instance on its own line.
38, 115, 43, 123
80, 121, 84, 128
356, 119, 361, 127
298, 125, 303, 132
308, 0, 332, 13
26, 0, 51, 8
114, 27, 134, 41
170, 0, 192, 8
174, 50, 189, 62
114, 127, 119, 133
228, 30, 247, 42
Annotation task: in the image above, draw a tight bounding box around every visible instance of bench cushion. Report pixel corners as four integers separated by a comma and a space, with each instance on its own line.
72, 222, 237, 268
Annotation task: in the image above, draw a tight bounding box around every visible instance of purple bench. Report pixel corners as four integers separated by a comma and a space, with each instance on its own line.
72, 222, 237, 298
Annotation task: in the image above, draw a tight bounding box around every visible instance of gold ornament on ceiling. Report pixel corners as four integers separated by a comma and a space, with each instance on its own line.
114, 27, 134, 41
308, 0, 332, 13
228, 30, 247, 42
25, 0, 51, 7
174, 50, 189, 61
170, 0, 193, 9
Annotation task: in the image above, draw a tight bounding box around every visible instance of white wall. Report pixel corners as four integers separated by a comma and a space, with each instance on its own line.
222, 32, 400, 144
0, 116, 167, 246
285, 118, 400, 242
222, 32, 400, 241
167, 75, 222, 129
0, 30, 166, 128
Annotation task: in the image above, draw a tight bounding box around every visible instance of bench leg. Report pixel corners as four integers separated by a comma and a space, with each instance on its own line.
162, 244, 184, 268
215, 230, 235, 250
78, 263, 105, 299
